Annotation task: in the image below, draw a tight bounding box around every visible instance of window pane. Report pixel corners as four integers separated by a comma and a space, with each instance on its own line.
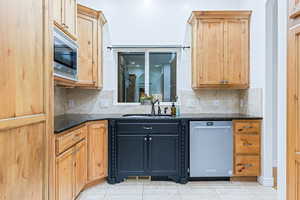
118, 52, 145, 103
149, 52, 177, 102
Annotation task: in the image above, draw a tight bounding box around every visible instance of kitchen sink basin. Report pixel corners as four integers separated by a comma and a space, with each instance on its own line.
122, 114, 173, 118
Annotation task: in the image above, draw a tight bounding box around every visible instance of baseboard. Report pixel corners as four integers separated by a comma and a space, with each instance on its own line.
258, 176, 274, 187
230, 176, 257, 182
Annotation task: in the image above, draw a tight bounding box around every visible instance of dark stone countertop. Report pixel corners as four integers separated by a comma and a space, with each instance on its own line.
54, 113, 262, 134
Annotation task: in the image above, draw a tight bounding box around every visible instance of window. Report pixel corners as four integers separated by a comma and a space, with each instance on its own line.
117, 50, 177, 103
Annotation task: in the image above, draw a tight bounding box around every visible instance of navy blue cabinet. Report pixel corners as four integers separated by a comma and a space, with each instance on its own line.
148, 135, 178, 176
117, 135, 147, 176
108, 120, 188, 184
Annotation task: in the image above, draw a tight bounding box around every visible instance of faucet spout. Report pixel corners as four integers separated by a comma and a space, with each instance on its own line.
151, 99, 159, 115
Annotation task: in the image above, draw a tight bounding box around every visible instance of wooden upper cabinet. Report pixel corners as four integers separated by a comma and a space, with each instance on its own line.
189, 11, 251, 89
53, 0, 77, 40
224, 19, 249, 87
290, 0, 300, 19
198, 19, 224, 85
87, 121, 108, 182
77, 4, 107, 89
53, 0, 63, 26
64, 0, 77, 37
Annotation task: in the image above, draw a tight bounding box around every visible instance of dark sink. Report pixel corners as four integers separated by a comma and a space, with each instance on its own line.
122, 114, 173, 118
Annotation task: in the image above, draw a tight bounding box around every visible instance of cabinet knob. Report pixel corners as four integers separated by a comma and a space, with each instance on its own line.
144, 137, 147, 141
149, 137, 152, 141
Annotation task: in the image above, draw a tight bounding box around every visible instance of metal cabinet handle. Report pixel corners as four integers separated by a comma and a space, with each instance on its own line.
149, 137, 152, 141
241, 139, 253, 146
144, 137, 147, 141
143, 127, 153, 130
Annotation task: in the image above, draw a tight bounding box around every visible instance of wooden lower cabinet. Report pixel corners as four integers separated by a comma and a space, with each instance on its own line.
233, 120, 261, 177
87, 121, 108, 183
55, 127, 87, 200
234, 155, 260, 176
74, 140, 88, 196
54, 121, 108, 200
56, 147, 74, 200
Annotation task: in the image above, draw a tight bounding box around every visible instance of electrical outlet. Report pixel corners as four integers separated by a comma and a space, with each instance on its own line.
68, 100, 75, 108
213, 100, 220, 106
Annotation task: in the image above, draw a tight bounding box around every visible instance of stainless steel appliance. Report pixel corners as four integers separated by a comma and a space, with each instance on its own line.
53, 27, 78, 81
190, 121, 233, 177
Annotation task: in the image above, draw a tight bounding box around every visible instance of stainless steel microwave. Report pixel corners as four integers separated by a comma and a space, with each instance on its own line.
53, 27, 78, 81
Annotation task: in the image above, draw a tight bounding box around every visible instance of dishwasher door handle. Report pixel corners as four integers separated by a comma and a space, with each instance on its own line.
193, 126, 232, 129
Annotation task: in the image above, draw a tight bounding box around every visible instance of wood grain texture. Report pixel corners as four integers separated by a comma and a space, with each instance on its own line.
290, 0, 300, 19
0, 0, 52, 199
53, 0, 77, 40
234, 155, 260, 176
189, 11, 251, 89
77, 5, 106, 89
198, 19, 224, 85
233, 120, 261, 177
56, 147, 74, 200
64, 0, 77, 37
74, 140, 87, 197
56, 126, 87, 155
0, 123, 45, 200
224, 19, 249, 86
77, 14, 96, 86
0, 0, 45, 120
53, 0, 63, 25
87, 121, 108, 182
287, 24, 300, 200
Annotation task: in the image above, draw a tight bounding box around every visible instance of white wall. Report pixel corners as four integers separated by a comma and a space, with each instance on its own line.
78, 0, 243, 45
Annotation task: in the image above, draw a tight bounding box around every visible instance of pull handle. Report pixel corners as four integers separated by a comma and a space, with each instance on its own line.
144, 137, 148, 141
143, 127, 153, 130
149, 137, 152, 141
241, 139, 253, 146
238, 126, 254, 132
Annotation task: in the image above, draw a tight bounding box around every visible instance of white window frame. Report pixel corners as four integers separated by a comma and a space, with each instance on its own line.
114, 48, 181, 106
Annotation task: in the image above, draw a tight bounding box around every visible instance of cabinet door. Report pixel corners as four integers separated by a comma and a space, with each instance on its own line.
56, 147, 74, 200
0, 0, 51, 199
74, 140, 87, 197
198, 19, 224, 85
148, 135, 178, 175
117, 135, 147, 175
64, 0, 77, 37
77, 13, 97, 86
53, 0, 63, 25
290, 0, 300, 18
224, 19, 249, 87
287, 26, 300, 200
87, 121, 108, 182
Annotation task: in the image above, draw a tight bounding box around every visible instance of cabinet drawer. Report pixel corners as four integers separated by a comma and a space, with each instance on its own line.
56, 126, 87, 155
234, 155, 260, 176
234, 121, 260, 134
235, 134, 260, 154
117, 123, 179, 134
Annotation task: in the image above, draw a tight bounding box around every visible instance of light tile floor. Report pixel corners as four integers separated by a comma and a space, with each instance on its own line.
77, 180, 278, 200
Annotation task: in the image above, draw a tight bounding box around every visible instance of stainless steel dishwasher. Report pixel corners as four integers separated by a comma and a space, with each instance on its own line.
190, 121, 233, 177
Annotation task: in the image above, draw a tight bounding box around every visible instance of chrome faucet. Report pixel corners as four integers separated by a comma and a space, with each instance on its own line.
151, 99, 160, 115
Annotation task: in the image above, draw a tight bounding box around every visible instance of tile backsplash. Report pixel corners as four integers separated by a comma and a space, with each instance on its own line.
54, 87, 262, 116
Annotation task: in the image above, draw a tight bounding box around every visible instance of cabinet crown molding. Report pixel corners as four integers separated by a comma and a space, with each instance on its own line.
78, 4, 107, 24
188, 10, 252, 24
